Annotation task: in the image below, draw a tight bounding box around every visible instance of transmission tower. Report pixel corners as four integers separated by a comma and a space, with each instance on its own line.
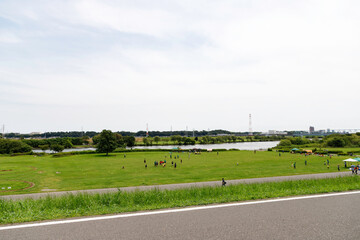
249, 114, 253, 136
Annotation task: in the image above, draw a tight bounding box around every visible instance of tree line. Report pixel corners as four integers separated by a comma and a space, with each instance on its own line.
277, 133, 360, 148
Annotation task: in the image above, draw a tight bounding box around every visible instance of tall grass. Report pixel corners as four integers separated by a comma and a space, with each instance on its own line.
1, 176, 359, 224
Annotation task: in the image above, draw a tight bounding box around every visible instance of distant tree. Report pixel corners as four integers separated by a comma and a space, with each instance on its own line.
39, 144, 49, 152
143, 137, 149, 146
0, 139, 32, 154
50, 144, 64, 153
96, 130, 117, 156
114, 133, 124, 148
124, 136, 136, 148
92, 134, 101, 145
326, 138, 345, 147
278, 139, 292, 146
81, 136, 90, 145
63, 139, 73, 148
154, 136, 160, 145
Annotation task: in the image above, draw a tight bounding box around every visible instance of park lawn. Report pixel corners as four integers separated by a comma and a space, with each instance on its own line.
0, 150, 352, 195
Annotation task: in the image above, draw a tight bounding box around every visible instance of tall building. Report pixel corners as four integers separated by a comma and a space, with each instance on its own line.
309, 126, 315, 134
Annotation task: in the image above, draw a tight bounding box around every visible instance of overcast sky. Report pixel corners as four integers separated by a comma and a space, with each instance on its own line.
1, 0, 359, 133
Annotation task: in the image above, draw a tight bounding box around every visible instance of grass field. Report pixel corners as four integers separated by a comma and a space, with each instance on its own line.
0, 150, 354, 195
1, 176, 359, 224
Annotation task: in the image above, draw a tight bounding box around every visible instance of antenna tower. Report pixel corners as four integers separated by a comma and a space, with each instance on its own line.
249, 114, 253, 136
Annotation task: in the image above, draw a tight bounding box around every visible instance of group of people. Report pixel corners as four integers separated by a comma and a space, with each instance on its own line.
351, 165, 359, 174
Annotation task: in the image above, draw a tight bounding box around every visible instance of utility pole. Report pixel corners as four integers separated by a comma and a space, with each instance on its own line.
186, 126, 188, 137
2, 124, 5, 139
146, 123, 149, 137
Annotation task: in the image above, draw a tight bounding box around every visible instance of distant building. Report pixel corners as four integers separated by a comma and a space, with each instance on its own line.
267, 130, 287, 135
309, 126, 315, 134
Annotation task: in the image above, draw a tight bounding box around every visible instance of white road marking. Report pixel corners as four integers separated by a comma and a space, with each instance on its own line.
1, 190, 360, 231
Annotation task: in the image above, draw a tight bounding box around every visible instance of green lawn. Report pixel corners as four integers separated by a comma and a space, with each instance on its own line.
0, 150, 353, 195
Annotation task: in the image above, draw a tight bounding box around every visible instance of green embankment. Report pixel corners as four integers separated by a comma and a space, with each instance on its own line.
0, 150, 355, 195
1, 176, 359, 224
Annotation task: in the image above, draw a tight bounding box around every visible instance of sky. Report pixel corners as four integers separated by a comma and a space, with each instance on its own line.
0, 0, 359, 134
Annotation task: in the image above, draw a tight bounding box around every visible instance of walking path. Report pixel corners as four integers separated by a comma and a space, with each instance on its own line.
0, 172, 352, 201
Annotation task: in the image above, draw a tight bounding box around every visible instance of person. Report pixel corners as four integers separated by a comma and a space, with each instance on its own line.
122, 166, 125, 169
345, 162, 347, 168
356, 166, 358, 175
327, 164, 329, 170
237, 162, 239, 166
124, 154, 126, 158
279, 153, 281, 157
171, 161, 174, 165
222, 178, 226, 186
351, 165, 354, 174
337, 165, 340, 171
144, 159, 146, 163
305, 160, 307, 166
180, 159, 182, 164
294, 162, 296, 169
327, 159, 329, 165
174, 163, 177, 168
217, 152, 219, 155
145, 164, 147, 168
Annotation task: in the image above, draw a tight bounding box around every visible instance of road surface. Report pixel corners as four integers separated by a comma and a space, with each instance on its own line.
1, 191, 359, 239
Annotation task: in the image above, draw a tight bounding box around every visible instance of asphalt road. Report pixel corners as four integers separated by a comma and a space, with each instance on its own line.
2, 191, 360, 240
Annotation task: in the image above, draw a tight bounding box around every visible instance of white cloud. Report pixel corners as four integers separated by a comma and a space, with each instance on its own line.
0, 0, 359, 132
0, 31, 21, 43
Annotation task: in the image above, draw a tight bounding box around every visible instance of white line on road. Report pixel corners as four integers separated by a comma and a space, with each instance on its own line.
1, 190, 360, 231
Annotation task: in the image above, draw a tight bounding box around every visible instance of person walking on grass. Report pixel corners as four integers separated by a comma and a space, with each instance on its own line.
294, 162, 296, 169
338, 165, 340, 171
305, 160, 307, 166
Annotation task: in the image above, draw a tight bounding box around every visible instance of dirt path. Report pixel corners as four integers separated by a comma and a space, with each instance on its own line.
0, 171, 352, 201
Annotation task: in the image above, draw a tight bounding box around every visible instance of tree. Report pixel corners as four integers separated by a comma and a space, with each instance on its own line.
96, 130, 117, 156
50, 144, 64, 153
124, 136, 135, 148
63, 139, 73, 148
0, 139, 32, 154
39, 144, 49, 152
154, 136, 160, 145
114, 133, 124, 148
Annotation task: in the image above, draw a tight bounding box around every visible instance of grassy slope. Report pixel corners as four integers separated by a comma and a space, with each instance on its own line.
0, 150, 353, 195
1, 176, 360, 224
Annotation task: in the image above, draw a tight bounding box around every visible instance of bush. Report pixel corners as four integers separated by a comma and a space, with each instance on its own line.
50, 144, 65, 153
0, 139, 32, 154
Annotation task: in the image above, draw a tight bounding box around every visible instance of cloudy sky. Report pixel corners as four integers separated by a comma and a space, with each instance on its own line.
0, 0, 359, 133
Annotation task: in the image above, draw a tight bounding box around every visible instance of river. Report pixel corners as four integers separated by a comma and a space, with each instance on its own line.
33, 141, 279, 153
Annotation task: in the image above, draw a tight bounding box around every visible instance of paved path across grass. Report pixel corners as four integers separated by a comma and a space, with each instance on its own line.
0, 171, 352, 201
